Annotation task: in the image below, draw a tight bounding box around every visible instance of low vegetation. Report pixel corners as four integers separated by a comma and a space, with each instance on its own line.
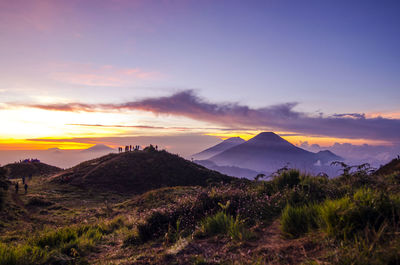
1, 155, 400, 264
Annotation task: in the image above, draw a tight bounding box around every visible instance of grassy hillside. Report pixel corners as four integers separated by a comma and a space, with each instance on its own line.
0, 156, 399, 264
3, 162, 61, 179
375, 157, 400, 176
53, 149, 234, 194
0, 167, 9, 210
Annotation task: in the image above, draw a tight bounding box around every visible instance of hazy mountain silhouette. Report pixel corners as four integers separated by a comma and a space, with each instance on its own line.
315, 150, 342, 165
81, 144, 114, 153
192, 137, 245, 160
199, 132, 342, 175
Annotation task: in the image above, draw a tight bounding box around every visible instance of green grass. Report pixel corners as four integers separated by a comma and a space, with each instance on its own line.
199, 211, 253, 241
280, 188, 400, 240
280, 204, 318, 238
273, 169, 301, 190
0, 217, 126, 265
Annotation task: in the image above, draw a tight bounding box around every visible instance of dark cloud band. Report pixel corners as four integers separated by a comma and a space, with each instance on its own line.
13, 90, 400, 142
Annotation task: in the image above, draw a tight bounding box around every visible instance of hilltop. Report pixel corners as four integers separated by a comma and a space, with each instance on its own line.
52, 148, 233, 194
2, 161, 61, 178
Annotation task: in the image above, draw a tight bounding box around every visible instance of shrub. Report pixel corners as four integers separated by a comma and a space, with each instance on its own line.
200, 211, 232, 236
273, 169, 301, 190
136, 211, 173, 243
280, 204, 318, 238
318, 188, 399, 239
317, 197, 352, 238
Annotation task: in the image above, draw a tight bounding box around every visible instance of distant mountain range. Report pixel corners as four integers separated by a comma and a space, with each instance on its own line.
81, 144, 114, 153
192, 137, 245, 160
194, 132, 343, 179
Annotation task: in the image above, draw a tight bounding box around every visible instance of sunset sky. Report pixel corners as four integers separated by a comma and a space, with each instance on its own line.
1, 0, 400, 154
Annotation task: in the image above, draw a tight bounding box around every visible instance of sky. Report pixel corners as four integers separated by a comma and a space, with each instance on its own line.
0, 0, 399, 163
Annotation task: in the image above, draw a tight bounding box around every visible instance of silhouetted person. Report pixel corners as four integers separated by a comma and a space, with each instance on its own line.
24, 183, 28, 194
15, 182, 19, 194
22, 176, 25, 185
155, 145, 158, 151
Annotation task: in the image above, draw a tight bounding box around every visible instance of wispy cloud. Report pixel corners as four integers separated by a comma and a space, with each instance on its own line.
66, 123, 249, 131
11, 90, 400, 142
49, 63, 163, 87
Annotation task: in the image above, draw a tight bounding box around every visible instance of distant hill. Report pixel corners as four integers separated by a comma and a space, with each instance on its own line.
192, 137, 245, 160
81, 144, 114, 153
52, 149, 233, 194
375, 157, 400, 175
202, 132, 342, 174
315, 150, 342, 165
3, 161, 62, 178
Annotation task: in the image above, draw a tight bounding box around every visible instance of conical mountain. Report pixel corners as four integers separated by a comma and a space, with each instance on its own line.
192, 137, 245, 160
209, 132, 317, 172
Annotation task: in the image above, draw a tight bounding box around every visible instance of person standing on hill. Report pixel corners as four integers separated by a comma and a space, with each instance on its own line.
22, 176, 25, 185
24, 183, 28, 194
15, 182, 19, 194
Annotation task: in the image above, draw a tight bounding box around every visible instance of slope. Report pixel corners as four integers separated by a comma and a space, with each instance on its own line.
3, 161, 62, 178
52, 149, 233, 194
192, 137, 245, 160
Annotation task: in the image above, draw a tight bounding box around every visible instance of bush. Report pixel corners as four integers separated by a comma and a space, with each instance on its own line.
273, 169, 301, 190
318, 188, 398, 239
131, 211, 174, 244
280, 204, 318, 238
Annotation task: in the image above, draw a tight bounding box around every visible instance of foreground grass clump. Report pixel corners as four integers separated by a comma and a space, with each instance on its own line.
319, 188, 399, 239
0, 217, 126, 265
280, 204, 318, 238
333, 225, 400, 265
281, 188, 400, 240
198, 211, 253, 241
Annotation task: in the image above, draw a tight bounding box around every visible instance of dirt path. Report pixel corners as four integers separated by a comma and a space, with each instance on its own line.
10, 192, 33, 223
90, 220, 325, 265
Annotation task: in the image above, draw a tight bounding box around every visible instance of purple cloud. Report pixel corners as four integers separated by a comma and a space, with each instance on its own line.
14, 90, 400, 142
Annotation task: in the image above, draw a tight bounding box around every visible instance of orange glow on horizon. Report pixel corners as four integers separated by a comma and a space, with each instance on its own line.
0, 139, 95, 150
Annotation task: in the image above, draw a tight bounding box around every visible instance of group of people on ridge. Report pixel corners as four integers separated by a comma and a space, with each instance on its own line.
117, 144, 159, 153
